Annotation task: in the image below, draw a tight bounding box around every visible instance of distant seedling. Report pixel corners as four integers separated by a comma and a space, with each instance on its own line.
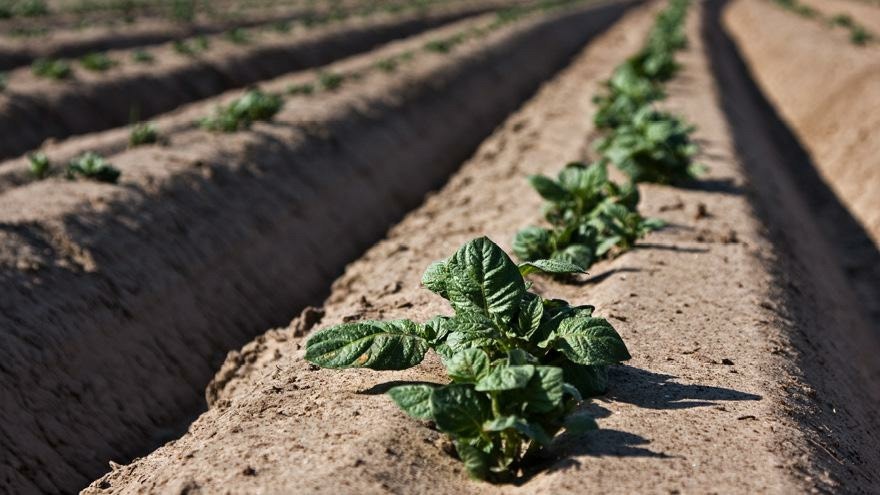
80, 52, 118, 72
131, 49, 155, 64
67, 152, 121, 183
286, 82, 314, 96
199, 89, 283, 132
173, 36, 210, 56
32, 58, 72, 80
0, 71, 7, 91
129, 122, 160, 146
318, 71, 344, 91
225, 28, 251, 45
28, 152, 51, 179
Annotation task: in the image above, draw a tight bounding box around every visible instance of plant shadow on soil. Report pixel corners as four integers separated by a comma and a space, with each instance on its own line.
357, 365, 761, 484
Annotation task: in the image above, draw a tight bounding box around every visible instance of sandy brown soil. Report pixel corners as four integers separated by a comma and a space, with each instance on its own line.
0, 1, 506, 160
0, 3, 631, 493
83, 2, 880, 493
0, 0, 399, 70
724, 0, 880, 245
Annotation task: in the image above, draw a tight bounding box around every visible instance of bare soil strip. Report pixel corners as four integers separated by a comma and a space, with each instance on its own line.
0, 2, 633, 493
0, 1, 501, 161
722, 0, 880, 322
85, 2, 879, 493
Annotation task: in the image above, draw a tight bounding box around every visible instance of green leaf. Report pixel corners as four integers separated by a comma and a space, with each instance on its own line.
513, 226, 553, 261
443, 349, 490, 383
507, 366, 564, 414
304, 320, 430, 370
562, 382, 583, 402
455, 441, 490, 480
559, 361, 609, 397
563, 412, 598, 434
483, 415, 553, 446
422, 260, 449, 298
445, 237, 525, 325
518, 259, 586, 276
552, 317, 631, 366
388, 384, 436, 420
506, 348, 538, 366
474, 365, 535, 392
431, 384, 491, 438
515, 293, 543, 339
528, 174, 570, 202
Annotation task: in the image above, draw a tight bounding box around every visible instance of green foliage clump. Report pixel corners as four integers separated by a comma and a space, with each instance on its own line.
80, 52, 118, 72
286, 82, 314, 96
131, 49, 155, 64
225, 28, 251, 45
129, 122, 159, 146
199, 89, 283, 132
595, 107, 701, 184
173, 36, 210, 56
305, 237, 629, 481
0, 71, 7, 92
28, 152, 50, 179
593, 61, 664, 129
67, 152, 121, 183
32, 58, 72, 80
318, 71, 344, 91
513, 163, 662, 270
0, 0, 48, 18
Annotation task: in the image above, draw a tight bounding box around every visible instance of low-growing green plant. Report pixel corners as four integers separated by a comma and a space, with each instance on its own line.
0, 71, 7, 92
131, 49, 155, 64
225, 28, 251, 45
850, 25, 872, 45
376, 56, 399, 73
286, 82, 314, 96
32, 58, 72, 80
171, 0, 195, 23
5, 0, 48, 17
830, 13, 854, 27
305, 237, 629, 480
593, 61, 665, 129
129, 122, 159, 146
28, 152, 51, 179
317, 71, 344, 91
513, 162, 662, 269
199, 89, 283, 132
173, 35, 210, 56
80, 52, 117, 72
67, 152, 121, 183
595, 106, 701, 184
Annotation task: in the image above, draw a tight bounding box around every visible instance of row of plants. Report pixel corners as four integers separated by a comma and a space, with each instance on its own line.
302, 0, 693, 483
21, 0, 465, 82
772, 0, 875, 45
513, 0, 695, 273
199, 0, 589, 133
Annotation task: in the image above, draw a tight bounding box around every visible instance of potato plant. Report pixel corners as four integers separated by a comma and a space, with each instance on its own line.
80, 52, 118, 72
305, 237, 630, 480
595, 106, 701, 184
513, 162, 662, 269
28, 152, 50, 179
199, 89, 283, 132
593, 61, 664, 129
129, 122, 160, 146
67, 152, 121, 183
32, 58, 72, 80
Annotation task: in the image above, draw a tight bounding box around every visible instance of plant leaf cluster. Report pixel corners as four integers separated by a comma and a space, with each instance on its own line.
32, 58, 72, 80
80, 52, 118, 72
592, 0, 701, 184
66, 152, 121, 183
305, 237, 630, 480
513, 162, 662, 270
129, 122, 160, 146
199, 89, 283, 132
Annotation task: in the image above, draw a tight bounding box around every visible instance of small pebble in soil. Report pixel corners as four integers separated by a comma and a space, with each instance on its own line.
721, 358, 735, 365
242, 466, 257, 476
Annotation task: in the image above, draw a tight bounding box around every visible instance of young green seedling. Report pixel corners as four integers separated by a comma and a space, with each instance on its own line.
305, 237, 629, 480
513, 162, 662, 269
32, 58, 72, 80
129, 122, 159, 146
67, 152, 121, 183
595, 106, 702, 184
80, 52, 118, 72
28, 152, 51, 179
593, 60, 665, 129
199, 89, 283, 132
131, 49, 155, 64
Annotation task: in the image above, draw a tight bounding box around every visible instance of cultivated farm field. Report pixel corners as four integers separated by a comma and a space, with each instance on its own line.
0, 0, 878, 493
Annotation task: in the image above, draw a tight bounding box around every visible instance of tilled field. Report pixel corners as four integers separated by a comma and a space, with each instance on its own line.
1, 0, 878, 493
